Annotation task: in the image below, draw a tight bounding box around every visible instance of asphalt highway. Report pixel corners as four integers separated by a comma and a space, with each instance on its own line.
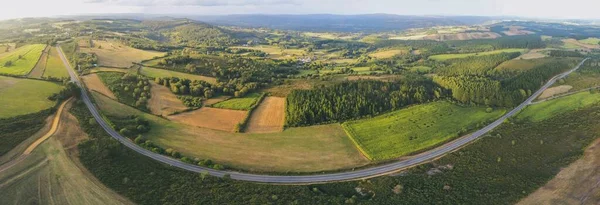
56, 46, 588, 184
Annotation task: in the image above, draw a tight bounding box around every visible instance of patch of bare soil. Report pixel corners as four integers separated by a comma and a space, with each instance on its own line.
246, 97, 285, 133
81, 74, 116, 100
147, 81, 187, 116
167, 107, 247, 132
518, 138, 600, 205
538, 85, 573, 100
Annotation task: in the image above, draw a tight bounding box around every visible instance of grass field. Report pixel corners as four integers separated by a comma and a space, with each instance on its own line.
147, 81, 187, 116
537, 85, 572, 99
342, 101, 506, 160
579, 37, 600, 45
429, 48, 526, 61
0, 76, 63, 118
559, 71, 600, 91
79, 40, 164, 68
92, 92, 368, 172
0, 44, 46, 75
82, 74, 116, 99
27, 46, 50, 78
245, 97, 285, 133
42, 47, 69, 78
140, 67, 217, 84
518, 92, 600, 122
409, 66, 433, 73
368, 49, 407, 59
231, 45, 305, 59
0, 106, 132, 204
211, 92, 262, 110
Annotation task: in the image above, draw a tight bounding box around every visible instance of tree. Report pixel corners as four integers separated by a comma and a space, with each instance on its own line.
3, 60, 12, 67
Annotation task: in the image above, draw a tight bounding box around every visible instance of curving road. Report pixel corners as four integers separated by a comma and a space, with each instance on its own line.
56, 45, 588, 184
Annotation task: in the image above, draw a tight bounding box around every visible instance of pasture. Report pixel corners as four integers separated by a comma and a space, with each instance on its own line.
92, 93, 368, 172
0, 76, 63, 118
429, 48, 525, 61
42, 47, 69, 78
79, 40, 164, 68
140, 67, 217, 84
211, 92, 263, 110
167, 107, 246, 132
368, 49, 407, 59
147, 81, 188, 116
27, 46, 50, 78
342, 101, 505, 160
0, 44, 46, 75
0, 43, 15, 56
518, 92, 600, 122
245, 97, 285, 133
578, 37, 600, 45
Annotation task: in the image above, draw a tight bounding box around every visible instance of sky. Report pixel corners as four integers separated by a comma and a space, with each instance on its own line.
1, 0, 600, 20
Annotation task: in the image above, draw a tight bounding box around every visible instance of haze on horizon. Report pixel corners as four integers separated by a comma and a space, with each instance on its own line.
1, 0, 600, 20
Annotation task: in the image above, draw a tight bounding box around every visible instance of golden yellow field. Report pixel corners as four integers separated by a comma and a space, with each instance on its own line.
80, 40, 164, 68
167, 107, 247, 132
537, 85, 573, 99
245, 97, 285, 133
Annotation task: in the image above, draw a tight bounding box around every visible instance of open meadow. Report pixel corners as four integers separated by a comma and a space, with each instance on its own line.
429, 48, 525, 61
81, 74, 116, 100
147, 81, 188, 116
368, 49, 408, 59
42, 47, 69, 78
211, 92, 263, 110
79, 40, 164, 68
0, 44, 46, 75
518, 91, 600, 122
245, 97, 285, 133
27, 46, 50, 78
342, 101, 506, 160
92, 93, 368, 172
231, 45, 305, 59
0, 76, 63, 118
140, 67, 217, 84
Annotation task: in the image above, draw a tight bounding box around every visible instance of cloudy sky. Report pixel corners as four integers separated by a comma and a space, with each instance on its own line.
1, 0, 600, 20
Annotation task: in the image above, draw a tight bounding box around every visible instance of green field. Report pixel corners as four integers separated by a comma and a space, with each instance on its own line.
211, 92, 262, 110
0, 44, 46, 75
342, 101, 506, 160
140, 67, 217, 84
409, 66, 432, 73
579, 37, 600, 45
0, 76, 63, 118
429, 48, 526, 61
42, 47, 69, 78
518, 91, 600, 122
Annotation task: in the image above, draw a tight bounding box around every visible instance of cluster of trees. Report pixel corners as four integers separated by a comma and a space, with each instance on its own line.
224, 48, 268, 57
285, 79, 449, 126
72, 52, 98, 70
108, 115, 151, 139
437, 52, 521, 76
448, 35, 544, 52
548, 50, 584, 57
155, 77, 217, 98
433, 60, 576, 107
98, 72, 150, 110
169, 23, 238, 47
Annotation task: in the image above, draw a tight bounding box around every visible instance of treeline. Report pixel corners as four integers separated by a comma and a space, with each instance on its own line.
548, 50, 584, 57
434, 60, 576, 106
448, 35, 544, 52
285, 79, 449, 126
155, 76, 258, 98
437, 52, 521, 76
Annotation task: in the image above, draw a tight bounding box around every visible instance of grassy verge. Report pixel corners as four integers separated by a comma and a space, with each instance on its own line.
342, 101, 505, 160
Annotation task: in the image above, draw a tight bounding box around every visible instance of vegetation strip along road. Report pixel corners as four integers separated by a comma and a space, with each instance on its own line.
57, 44, 589, 184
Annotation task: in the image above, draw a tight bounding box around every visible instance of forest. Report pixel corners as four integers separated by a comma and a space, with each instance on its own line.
285, 79, 449, 126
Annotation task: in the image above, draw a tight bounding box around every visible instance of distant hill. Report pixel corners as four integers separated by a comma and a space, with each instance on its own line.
192, 14, 504, 32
